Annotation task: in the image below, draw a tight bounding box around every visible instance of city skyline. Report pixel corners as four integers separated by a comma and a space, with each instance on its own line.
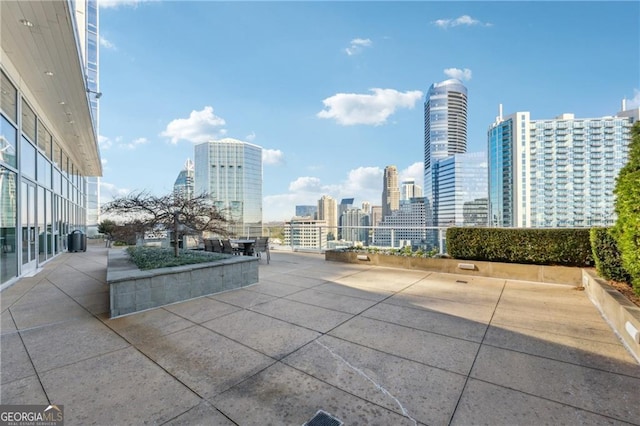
97, 1, 640, 222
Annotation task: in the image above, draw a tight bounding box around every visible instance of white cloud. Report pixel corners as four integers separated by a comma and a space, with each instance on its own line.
246, 131, 256, 142
99, 181, 130, 204
289, 177, 322, 192
98, 135, 112, 150
433, 15, 492, 29
399, 162, 424, 188
345, 38, 372, 56
263, 149, 284, 166
626, 89, 640, 109
444, 67, 472, 81
317, 88, 423, 126
98, 0, 152, 8
99, 35, 116, 50
120, 137, 148, 150
160, 106, 226, 144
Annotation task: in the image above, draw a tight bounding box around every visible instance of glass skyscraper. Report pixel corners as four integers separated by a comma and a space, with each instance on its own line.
488, 106, 639, 228
173, 159, 195, 199
194, 138, 262, 236
424, 79, 468, 226
433, 152, 488, 226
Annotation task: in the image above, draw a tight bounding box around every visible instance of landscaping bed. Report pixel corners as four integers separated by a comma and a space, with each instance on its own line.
107, 248, 258, 318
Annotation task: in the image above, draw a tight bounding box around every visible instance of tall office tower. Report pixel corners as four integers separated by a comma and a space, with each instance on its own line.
72, 0, 102, 236
382, 165, 400, 218
433, 152, 488, 226
1, 1, 101, 287
317, 195, 338, 240
295, 205, 317, 218
173, 159, 195, 199
337, 198, 354, 239
340, 208, 370, 244
488, 105, 639, 228
361, 201, 371, 214
370, 206, 383, 226
400, 179, 423, 203
424, 79, 468, 226
194, 138, 262, 236
373, 198, 428, 248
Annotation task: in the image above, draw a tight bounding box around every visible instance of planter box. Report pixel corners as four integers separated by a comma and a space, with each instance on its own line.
325, 250, 583, 285
107, 249, 258, 318
582, 270, 640, 363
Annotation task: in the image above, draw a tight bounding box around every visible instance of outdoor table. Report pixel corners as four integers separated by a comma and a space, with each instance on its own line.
231, 239, 255, 256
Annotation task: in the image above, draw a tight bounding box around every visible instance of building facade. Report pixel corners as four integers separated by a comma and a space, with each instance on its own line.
424, 79, 468, 226
400, 178, 423, 204
488, 106, 639, 227
433, 152, 488, 226
284, 218, 328, 250
1, 1, 101, 288
340, 208, 370, 245
382, 165, 400, 218
317, 195, 337, 240
173, 159, 195, 199
194, 138, 262, 236
295, 205, 317, 218
373, 198, 428, 248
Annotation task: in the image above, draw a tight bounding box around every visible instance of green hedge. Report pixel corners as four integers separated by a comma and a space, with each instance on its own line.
446, 227, 593, 266
613, 121, 640, 295
590, 228, 631, 283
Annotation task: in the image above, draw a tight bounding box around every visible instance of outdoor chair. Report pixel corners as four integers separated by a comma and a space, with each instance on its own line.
221, 239, 239, 255
253, 236, 270, 264
210, 238, 223, 253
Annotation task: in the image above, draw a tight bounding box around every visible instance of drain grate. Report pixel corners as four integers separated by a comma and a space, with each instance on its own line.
304, 410, 343, 426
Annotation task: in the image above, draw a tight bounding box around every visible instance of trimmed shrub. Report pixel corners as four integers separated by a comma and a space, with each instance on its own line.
446, 227, 592, 266
613, 121, 640, 294
590, 228, 631, 283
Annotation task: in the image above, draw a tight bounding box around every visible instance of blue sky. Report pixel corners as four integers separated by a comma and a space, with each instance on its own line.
96, 0, 640, 222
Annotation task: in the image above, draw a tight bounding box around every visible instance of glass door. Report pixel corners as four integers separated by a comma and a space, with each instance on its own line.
21, 181, 37, 274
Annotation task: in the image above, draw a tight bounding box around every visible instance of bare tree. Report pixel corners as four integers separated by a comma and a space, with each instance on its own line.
101, 191, 228, 257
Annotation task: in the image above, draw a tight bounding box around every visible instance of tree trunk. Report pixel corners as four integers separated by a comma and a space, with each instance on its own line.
173, 213, 179, 257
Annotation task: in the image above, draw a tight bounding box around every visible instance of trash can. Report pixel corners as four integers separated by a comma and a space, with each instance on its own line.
68, 230, 87, 252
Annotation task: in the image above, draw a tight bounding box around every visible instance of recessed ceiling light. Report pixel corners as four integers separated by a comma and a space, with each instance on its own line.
20, 19, 33, 27
44, 71, 54, 76
67, 120, 74, 124
59, 101, 65, 105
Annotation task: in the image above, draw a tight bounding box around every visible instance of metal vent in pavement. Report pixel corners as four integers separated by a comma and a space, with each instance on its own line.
303, 410, 343, 426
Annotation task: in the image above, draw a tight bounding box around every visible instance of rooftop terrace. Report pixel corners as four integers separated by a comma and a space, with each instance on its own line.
1, 243, 639, 425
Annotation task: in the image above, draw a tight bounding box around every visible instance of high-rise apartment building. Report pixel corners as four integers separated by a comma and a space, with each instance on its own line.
424, 79, 468, 226
1, 1, 101, 287
488, 105, 639, 227
317, 195, 337, 240
194, 138, 262, 235
340, 208, 370, 244
382, 165, 400, 218
173, 159, 194, 199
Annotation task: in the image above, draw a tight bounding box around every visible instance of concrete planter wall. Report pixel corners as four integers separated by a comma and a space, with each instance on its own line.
325, 250, 583, 285
582, 270, 640, 363
107, 249, 258, 318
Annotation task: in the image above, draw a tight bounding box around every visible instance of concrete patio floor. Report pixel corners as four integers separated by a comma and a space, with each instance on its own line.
1, 243, 639, 425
